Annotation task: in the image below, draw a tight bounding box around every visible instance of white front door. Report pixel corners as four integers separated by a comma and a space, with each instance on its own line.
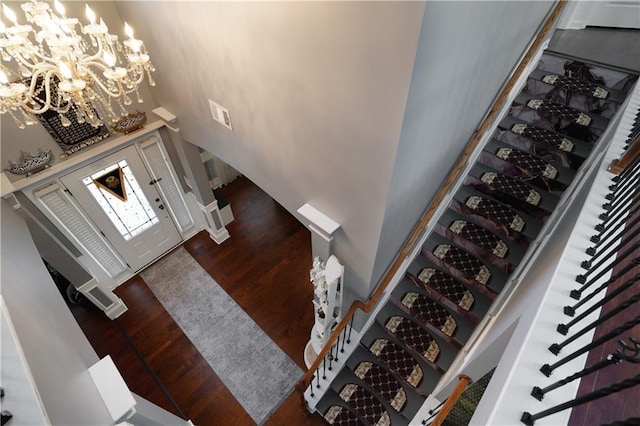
60, 145, 182, 272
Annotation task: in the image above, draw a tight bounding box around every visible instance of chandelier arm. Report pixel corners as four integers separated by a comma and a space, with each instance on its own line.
9, 48, 60, 71
81, 66, 124, 98
81, 47, 106, 64
20, 68, 71, 115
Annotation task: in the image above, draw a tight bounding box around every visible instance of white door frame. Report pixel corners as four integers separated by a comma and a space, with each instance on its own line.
59, 145, 183, 272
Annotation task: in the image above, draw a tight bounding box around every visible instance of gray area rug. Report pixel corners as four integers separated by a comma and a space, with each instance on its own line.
140, 247, 303, 424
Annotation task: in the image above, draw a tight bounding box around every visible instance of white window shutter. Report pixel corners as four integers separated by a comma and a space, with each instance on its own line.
138, 136, 195, 234
34, 184, 127, 278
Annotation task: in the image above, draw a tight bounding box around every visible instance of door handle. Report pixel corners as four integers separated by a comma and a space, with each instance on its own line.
158, 204, 165, 210
149, 177, 163, 185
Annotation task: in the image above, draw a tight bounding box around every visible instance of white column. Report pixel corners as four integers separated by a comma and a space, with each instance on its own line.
77, 279, 128, 319
199, 200, 231, 244
297, 203, 341, 261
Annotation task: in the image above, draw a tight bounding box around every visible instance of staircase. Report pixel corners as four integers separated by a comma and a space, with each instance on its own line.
306, 49, 639, 426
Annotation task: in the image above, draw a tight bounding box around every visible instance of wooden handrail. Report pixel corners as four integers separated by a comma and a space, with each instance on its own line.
295, 0, 568, 402
609, 135, 640, 175
430, 375, 473, 426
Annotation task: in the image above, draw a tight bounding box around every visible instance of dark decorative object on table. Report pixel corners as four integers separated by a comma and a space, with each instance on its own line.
30, 76, 111, 158
0, 410, 12, 426
36, 106, 111, 158
113, 110, 147, 134
5, 150, 53, 176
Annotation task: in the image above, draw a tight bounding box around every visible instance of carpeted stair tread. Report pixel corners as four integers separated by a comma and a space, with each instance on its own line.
338, 383, 392, 426
421, 234, 510, 295
345, 345, 437, 415
352, 361, 409, 413
468, 164, 560, 216
522, 75, 621, 120
525, 73, 624, 111
443, 218, 511, 260
364, 303, 460, 379
404, 272, 481, 325
476, 138, 582, 188
397, 292, 458, 339
407, 266, 477, 314
324, 405, 366, 426
527, 67, 628, 104
404, 256, 493, 319
498, 115, 592, 161
364, 336, 428, 390
514, 92, 610, 131
484, 139, 576, 189
536, 52, 638, 94
436, 211, 526, 269
382, 315, 445, 372
383, 278, 476, 349
452, 186, 543, 242
508, 101, 603, 143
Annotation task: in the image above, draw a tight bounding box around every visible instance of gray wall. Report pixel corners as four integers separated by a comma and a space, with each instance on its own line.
1, 1, 555, 304
0, 200, 114, 425
371, 1, 555, 290
112, 1, 426, 296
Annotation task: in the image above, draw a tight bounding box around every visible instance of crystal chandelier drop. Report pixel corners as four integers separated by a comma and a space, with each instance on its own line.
0, 0, 155, 129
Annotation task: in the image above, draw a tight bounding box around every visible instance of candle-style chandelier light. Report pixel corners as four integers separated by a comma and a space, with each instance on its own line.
0, 0, 155, 129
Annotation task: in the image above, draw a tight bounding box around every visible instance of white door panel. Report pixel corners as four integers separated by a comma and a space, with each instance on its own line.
60, 145, 182, 271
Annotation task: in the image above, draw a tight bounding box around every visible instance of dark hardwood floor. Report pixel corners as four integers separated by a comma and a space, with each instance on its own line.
68, 176, 326, 425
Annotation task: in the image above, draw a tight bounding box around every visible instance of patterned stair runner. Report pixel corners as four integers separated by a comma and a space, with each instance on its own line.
353, 361, 408, 413
338, 384, 391, 426
384, 315, 443, 371
315, 51, 638, 425
399, 292, 460, 347
368, 338, 424, 389
430, 244, 492, 287
447, 220, 509, 260
510, 123, 575, 152
324, 405, 365, 426
463, 195, 526, 237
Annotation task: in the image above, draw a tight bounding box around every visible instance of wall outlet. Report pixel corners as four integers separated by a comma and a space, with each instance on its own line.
208, 99, 232, 130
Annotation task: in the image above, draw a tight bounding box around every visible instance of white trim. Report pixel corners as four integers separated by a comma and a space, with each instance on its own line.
89, 356, 137, 423
1, 121, 166, 197
1, 297, 51, 425
297, 203, 340, 235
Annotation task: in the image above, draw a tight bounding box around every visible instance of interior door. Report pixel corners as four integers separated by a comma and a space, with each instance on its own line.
60, 145, 182, 272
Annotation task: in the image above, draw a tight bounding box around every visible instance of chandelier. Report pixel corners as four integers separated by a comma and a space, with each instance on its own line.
0, 0, 155, 129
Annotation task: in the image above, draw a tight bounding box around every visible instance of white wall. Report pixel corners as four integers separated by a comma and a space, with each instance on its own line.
371, 1, 556, 291
112, 1, 426, 297
0, 200, 115, 425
